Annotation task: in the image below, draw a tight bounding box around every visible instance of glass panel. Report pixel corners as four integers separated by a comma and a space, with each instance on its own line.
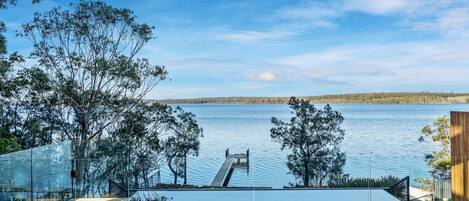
0, 141, 71, 201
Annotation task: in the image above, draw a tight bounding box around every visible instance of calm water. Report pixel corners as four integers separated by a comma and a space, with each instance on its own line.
159, 104, 469, 188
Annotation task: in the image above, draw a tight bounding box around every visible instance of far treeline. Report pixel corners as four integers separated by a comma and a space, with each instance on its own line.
156, 92, 469, 104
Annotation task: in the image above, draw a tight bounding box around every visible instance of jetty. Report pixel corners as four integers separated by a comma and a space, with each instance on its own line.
210, 149, 249, 187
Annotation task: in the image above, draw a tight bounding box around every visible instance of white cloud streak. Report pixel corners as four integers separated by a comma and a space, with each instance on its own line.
275, 2, 342, 28
277, 40, 469, 87
212, 30, 296, 42
234, 0, 469, 40
343, 0, 469, 38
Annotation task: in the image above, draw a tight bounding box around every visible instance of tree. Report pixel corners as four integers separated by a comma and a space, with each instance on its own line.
93, 103, 174, 189
0, 49, 21, 153
419, 116, 451, 179
164, 107, 203, 185
18, 1, 167, 180
271, 97, 346, 187
0, 0, 40, 9
12, 67, 59, 149
0, 128, 20, 154
0, 0, 41, 154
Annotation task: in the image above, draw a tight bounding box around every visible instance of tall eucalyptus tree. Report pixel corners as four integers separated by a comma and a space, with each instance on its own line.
18, 1, 167, 180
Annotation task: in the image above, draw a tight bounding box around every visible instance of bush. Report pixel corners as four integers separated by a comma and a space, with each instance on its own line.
414, 177, 434, 191
328, 175, 403, 188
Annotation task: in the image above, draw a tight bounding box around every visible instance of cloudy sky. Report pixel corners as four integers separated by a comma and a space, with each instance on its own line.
2, 0, 469, 99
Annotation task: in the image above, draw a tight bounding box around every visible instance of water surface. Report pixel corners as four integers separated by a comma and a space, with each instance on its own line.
160, 104, 469, 188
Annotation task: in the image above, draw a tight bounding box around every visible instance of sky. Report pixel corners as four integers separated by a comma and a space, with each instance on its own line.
1, 0, 469, 99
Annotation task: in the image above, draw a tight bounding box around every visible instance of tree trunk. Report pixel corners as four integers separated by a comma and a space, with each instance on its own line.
144, 176, 148, 188
75, 118, 89, 196
304, 164, 310, 187
134, 175, 139, 189
74, 140, 88, 196
183, 155, 187, 185
76, 141, 87, 180
174, 169, 178, 184
167, 157, 177, 184
319, 176, 324, 187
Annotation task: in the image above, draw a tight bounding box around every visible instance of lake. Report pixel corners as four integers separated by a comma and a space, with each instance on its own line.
158, 104, 469, 188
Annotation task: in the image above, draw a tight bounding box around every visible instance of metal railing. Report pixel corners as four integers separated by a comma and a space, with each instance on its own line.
433, 179, 450, 201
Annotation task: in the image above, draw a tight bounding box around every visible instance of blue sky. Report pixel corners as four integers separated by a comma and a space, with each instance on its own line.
2, 0, 469, 99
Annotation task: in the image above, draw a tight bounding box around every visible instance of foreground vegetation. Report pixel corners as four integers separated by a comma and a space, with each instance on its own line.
1, 1, 202, 195
419, 116, 451, 179
328, 175, 403, 188
157, 92, 469, 104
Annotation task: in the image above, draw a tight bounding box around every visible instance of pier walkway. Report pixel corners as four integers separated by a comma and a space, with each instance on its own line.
210, 149, 249, 187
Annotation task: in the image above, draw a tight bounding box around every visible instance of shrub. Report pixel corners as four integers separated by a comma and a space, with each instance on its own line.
328, 175, 402, 188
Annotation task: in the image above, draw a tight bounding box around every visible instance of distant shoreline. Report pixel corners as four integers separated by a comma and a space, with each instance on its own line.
149, 92, 469, 105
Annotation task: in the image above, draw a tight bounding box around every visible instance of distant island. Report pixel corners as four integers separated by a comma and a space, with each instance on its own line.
153, 92, 469, 104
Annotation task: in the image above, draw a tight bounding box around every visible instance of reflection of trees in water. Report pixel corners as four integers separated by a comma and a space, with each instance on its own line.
132, 191, 171, 201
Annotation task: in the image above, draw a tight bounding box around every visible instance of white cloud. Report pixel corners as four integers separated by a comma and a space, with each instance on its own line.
210, 2, 341, 43
276, 40, 469, 87
343, 0, 411, 14
213, 30, 296, 42
343, 0, 469, 38
409, 7, 469, 38
256, 72, 276, 81
276, 2, 342, 28
208, 0, 469, 43
267, 0, 469, 39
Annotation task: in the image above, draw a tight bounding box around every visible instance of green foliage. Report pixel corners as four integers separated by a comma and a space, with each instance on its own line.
0, 22, 5, 55
0, 0, 204, 195
93, 102, 174, 189
271, 97, 346, 187
159, 92, 469, 104
0, 0, 40, 154
17, 1, 167, 180
0, 128, 20, 154
0, 0, 40, 9
419, 116, 451, 179
164, 107, 203, 184
414, 177, 434, 192
328, 175, 403, 188
0, 0, 39, 54
328, 174, 409, 200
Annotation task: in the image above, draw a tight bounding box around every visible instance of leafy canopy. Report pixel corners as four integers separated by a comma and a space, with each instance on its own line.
164, 107, 203, 184
271, 97, 346, 187
16, 1, 167, 184
419, 116, 451, 179
18, 0, 167, 152
0, 0, 40, 154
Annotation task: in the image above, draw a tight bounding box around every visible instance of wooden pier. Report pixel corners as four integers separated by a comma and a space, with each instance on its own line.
210, 149, 249, 187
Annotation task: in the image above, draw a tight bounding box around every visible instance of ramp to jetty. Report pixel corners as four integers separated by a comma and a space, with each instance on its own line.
210, 149, 249, 187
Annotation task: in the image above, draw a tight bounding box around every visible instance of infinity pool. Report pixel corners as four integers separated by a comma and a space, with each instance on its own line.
132, 189, 399, 201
